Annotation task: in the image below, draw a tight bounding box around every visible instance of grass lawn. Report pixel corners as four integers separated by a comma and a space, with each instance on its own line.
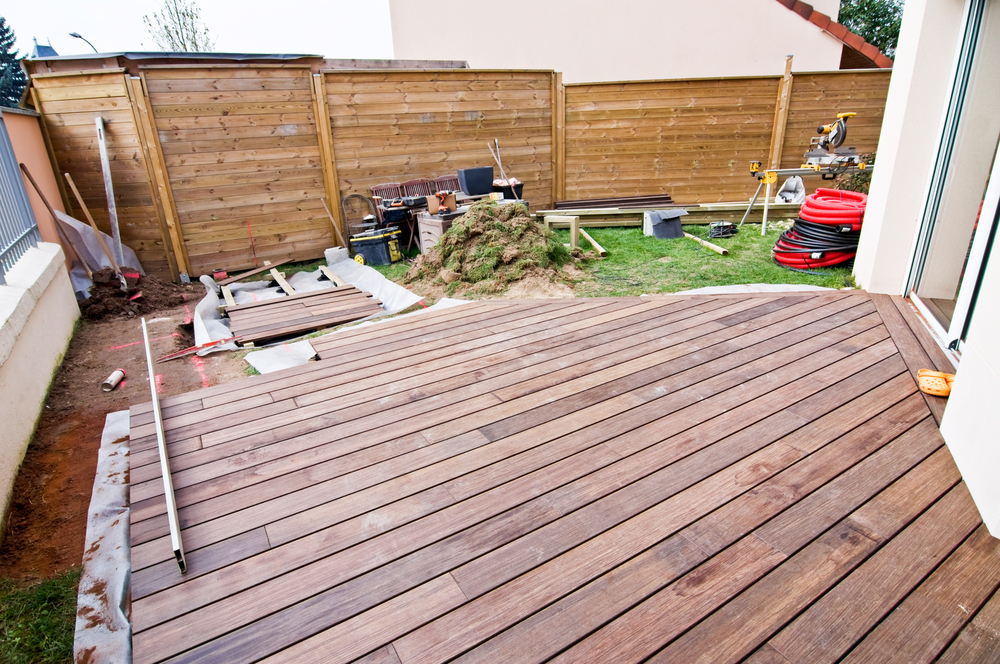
563, 222, 855, 297
0, 569, 80, 664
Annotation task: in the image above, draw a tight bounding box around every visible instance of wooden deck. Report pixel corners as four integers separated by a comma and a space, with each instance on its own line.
127, 291, 1000, 664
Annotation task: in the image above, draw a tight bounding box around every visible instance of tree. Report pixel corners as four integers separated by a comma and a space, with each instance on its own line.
143, 0, 216, 52
0, 17, 28, 108
839, 0, 905, 59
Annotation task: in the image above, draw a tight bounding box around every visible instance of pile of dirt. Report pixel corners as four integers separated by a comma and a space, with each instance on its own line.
404, 201, 594, 297
79, 268, 194, 321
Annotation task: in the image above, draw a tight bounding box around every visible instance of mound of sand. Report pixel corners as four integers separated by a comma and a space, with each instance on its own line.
404, 201, 593, 297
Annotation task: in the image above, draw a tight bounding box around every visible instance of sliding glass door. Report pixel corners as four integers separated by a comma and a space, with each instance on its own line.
908, 0, 1000, 348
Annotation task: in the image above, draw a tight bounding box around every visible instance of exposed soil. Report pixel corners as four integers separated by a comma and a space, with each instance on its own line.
404, 200, 595, 298
0, 298, 247, 582
79, 268, 192, 322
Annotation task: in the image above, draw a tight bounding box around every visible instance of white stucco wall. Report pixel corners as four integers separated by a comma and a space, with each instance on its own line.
941, 244, 1000, 536
853, 0, 967, 295
389, 0, 845, 83
0, 243, 80, 538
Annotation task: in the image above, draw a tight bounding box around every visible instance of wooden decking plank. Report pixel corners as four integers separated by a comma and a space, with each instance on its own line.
131, 527, 271, 600
891, 295, 956, 373
222, 284, 357, 312
637, 479, 971, 664
934, 581, 1000, 664
133, 350, 892, 632
129, 297, 777, 496
133, 330, 895, 644
127, 300, 690, 478
449, 354, 906, 603
258, 325, 897, 553
216, 258, 291, 286
680, 388, 927, 556
442, 376, 923, 663
871, 292, 949, 424
764, 483, 982, 663
235, 303, 384, 343
454, 535, 772, 664
838, 523, 1000, 664
127, 292, 992, 664
753, 422, 952, 557
150, 499, 563, 663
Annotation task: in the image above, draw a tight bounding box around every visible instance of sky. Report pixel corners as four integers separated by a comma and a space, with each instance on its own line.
3, 0, 394, 59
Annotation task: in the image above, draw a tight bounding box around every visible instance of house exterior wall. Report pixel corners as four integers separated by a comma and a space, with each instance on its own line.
0, 243, 79, 540
852, 0, 967, 295
389, 0, 845, 84
1, 108, 65, 248
857, 0, 1000, 536
941, 254, 1000, 535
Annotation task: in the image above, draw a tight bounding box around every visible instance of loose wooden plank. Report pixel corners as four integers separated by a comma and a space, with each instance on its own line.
217, 258, 291, 285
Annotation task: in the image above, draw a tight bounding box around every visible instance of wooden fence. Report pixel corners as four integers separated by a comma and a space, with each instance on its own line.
28, 66, 890, 279
561, 69, 891, 203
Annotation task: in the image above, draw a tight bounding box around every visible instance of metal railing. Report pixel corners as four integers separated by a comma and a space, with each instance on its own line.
0, 113, 41, 286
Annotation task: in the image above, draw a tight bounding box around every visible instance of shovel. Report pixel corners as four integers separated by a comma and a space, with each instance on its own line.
64, 172, 128, 291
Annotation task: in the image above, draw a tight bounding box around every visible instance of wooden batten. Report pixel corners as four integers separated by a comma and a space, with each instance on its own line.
312, 73, 345, 242
768, 56, 794, 172
29, 86, 74, 213
555, 73, 566, 202
134, 74, 191, 277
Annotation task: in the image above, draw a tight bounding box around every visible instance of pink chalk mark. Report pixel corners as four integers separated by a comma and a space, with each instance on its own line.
183, 305, 193, 325
108, 333, 180, 351
191, 355, 210, 389
154, 374, 163, 394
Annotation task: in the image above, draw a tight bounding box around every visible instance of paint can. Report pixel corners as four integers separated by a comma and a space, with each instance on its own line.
102, 368, 126, 392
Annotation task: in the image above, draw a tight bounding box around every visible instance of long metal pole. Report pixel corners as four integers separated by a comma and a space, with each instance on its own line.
141, 318, 187, 573
96, 117, 124, 266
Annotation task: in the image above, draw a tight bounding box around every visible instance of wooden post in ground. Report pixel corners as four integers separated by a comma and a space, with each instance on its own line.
768, 55, 794, 171
313, 74, 346, 245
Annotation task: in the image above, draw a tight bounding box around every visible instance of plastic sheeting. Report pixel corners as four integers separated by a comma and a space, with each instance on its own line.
191, 256, 424, 353
245, 340, 317, 374
56, 210, 144, 298
73, 410, 131, 664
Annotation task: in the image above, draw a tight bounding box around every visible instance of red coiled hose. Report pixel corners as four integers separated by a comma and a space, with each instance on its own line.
773, 188, 868, 271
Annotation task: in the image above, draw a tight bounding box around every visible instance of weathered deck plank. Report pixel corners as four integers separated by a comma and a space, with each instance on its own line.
127, 292, 1000, 664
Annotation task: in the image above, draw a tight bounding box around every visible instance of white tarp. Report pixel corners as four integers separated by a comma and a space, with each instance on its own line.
245, 339, 317, 374
56, 210, 144, 298
74, 410, 131, 664
191, 256, 424, 353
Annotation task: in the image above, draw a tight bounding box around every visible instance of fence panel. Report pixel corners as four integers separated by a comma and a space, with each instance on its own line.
325, 70, 555, 212
0, 114, 41, 285
144, 66, 333, 275
779, 70, 891, 169
565, 71, 891, 204
32, 71, 174, 277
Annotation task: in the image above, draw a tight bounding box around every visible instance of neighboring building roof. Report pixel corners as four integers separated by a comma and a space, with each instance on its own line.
30, 38, 58, 58
775, 0, 894, 68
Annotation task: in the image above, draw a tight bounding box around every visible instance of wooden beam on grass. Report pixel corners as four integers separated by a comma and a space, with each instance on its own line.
579, 228, 607, 257
684, 232, 729, 255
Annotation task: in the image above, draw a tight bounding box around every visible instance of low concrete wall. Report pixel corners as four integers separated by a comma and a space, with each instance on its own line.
0, 242, 80, 540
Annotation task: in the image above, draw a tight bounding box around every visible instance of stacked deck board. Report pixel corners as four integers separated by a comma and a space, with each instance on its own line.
225, 285, 382, 344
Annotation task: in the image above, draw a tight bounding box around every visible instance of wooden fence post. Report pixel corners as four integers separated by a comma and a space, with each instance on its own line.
312, 73, 345, 243
555, 72, 566, 202
768, 55, 794, 171
125, 75, 180, 281
132, 74, 191, 278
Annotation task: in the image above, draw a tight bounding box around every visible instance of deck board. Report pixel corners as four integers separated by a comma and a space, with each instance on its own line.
127, 292, 1000, 664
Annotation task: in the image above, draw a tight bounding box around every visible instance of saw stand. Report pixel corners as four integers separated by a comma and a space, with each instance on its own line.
740, 162, 875, 235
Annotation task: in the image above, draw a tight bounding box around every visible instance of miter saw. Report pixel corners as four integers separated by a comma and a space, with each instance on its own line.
744, 112, 873, 234
803, 112, 862, 168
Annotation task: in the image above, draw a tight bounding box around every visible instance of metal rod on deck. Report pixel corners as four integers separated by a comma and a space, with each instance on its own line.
141, 318, 187, 573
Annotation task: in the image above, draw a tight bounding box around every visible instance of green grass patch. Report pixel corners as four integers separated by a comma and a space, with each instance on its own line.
566, 223, 854, 297
1, 568, 80, 664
